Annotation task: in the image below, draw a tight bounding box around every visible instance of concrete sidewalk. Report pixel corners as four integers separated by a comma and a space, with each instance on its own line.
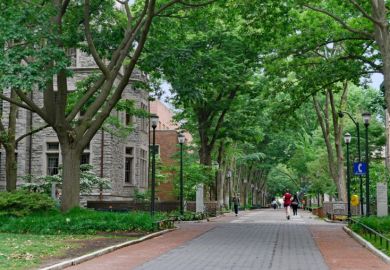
64, 209, 389, 270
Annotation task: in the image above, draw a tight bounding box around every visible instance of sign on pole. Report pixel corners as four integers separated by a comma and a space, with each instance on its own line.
353, 162, 367, 176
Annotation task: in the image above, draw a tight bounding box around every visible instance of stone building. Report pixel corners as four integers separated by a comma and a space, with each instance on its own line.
0, 49, 149, 200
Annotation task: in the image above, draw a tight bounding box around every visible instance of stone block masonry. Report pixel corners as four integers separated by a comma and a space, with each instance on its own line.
0, 49, 150, 200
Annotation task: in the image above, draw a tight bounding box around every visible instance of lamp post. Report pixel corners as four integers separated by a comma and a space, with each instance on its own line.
150, 114, 159, 216
339, 111, 363, 215
178, 132, 186, 216
344, 132, 352, 218
227, 170, 232, 209
362, 112, 371, 216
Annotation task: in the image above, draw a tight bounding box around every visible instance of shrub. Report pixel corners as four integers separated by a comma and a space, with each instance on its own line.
0, 191, 56, 217
0, 207, 167, 234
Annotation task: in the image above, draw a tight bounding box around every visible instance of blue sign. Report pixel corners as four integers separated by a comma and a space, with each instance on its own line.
353, 162, 367, 176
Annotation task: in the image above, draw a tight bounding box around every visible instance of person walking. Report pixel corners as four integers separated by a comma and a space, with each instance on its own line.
283, 190, 292, 220
291, 194, 299, 216
232, 194, 240, 216
271, 197, 277, 210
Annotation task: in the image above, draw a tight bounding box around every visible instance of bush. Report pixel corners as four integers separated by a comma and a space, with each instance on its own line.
169, 211, 207, 221
0, 207, 167, 234
355, 216, 390, 234
0, 191, 56, 217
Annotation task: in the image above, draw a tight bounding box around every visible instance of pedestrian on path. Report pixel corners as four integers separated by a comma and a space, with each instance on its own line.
283, 190, 292, 220
291, 194, 299, 216
232, 194, 240, 216
271, 197, 277, 210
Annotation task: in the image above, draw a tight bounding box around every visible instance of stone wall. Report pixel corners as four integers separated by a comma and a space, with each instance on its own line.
0, 49, 149, 200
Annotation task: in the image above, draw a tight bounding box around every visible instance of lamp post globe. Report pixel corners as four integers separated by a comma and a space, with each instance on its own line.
150, 114, 159, 217
362, 112, 371, 126
177, 132, 185, 215
344, 132, 352, 144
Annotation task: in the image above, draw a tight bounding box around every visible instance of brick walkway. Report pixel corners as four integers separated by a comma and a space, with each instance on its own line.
65, 210, 390, 270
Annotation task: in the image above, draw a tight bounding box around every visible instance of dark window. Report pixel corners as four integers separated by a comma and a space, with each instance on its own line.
47, 153, 59, 175
125, 157, 133, 183
47, 142, 59, 150
126, 113, 132, 126
81, 153, 90, 165
125, 147, 133, 155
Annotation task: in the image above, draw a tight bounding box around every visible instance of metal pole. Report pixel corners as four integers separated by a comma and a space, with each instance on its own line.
347, 142, 351, 218
357, 123, 364, 215
365, 123, 370, 216
151, 126, 156, 216
180, 142, 184, 215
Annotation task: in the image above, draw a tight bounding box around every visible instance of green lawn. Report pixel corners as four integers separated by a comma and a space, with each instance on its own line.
0, 233, 86, 270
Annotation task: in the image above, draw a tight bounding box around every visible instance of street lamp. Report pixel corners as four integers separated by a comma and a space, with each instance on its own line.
344, 132, 352, 218
178, 132, 186, 215
150, 114, 159, 216
362, 112, 371, 216
338, 111, 363, 215
227, 170, 232, 209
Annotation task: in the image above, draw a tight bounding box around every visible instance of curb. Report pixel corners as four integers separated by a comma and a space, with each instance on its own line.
39, 228, 177, 270
343, 226, 390, 264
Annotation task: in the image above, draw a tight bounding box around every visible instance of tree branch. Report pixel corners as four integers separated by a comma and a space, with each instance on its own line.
303, 4, 374, 39
84, 0, 110, 78
16, 124, 49, 144
0, 93, 33, 111
348, 0, 383, 26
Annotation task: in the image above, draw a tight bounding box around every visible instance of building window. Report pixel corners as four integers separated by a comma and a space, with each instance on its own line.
81, 153, 90, 165
47, 142, 59, 150
47, 153, 59, 175
140, 149, 148, 187
125, 147, 134, 184
125, 112, 132, 126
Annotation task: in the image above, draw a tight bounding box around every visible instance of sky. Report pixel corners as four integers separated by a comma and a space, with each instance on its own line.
370, 73, 383, 89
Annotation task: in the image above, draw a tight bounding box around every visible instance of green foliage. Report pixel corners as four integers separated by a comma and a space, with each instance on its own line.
169, 211, 207, 221
169, 148, 215, 200
0, 208, 166, 234
0, 191, 56, 217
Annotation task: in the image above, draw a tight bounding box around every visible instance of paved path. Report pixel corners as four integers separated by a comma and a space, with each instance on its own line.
135, 210, 327, 270
66, 209, 390, 270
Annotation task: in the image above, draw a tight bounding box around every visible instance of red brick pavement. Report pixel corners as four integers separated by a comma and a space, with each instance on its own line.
310, 225, 390, 270
66, 215, 235, 270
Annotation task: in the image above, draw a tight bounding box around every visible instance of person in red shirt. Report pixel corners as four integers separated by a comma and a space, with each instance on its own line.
283, 190, 292, 220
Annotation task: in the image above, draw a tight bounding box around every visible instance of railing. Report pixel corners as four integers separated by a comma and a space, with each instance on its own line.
349, 218, 390, 254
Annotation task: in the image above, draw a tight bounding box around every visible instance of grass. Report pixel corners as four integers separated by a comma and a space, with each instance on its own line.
0, 233, 94, 270
0, 208, 168, 235
0, 208, 169, 269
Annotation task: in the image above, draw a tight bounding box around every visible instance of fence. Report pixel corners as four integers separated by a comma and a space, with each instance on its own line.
349, 218, 390, 255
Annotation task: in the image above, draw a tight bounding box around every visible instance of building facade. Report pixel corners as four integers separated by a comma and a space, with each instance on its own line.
0, 49, 149, 199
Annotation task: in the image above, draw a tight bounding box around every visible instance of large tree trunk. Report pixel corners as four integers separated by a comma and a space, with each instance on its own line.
5, 89, 17, 191
5, 145, 17, 191
61, 145, 82, 212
